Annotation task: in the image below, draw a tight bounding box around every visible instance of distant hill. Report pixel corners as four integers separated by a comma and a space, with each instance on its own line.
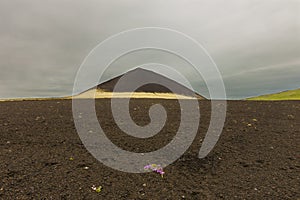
80, 68, 205, 99
247, 88, 300, 100
97, 68, 203, 95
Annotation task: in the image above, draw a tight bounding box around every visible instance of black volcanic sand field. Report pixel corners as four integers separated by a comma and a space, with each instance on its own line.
0, 99, 299, 199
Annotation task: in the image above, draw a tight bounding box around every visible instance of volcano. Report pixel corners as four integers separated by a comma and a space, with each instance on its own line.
76, 68, 206, 99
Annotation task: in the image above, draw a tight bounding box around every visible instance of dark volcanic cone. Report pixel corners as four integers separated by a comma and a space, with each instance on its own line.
97, 68, 205, 99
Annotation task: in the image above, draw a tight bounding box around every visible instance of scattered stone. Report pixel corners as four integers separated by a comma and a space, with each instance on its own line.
288, 157, 296, 161
239, 161, 250, 168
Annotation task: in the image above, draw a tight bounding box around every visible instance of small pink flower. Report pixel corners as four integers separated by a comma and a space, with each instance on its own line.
144, 164, 165, 177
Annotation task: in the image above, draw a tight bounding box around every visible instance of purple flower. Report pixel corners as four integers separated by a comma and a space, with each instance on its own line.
144, 164, 165, 177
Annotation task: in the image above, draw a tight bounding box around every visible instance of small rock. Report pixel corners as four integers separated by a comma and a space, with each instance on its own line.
83, 166, 89, 170
142, 183, 146, 187
256, 159, 264, 164
288, 157, 295, 161
240, 162, 249, 167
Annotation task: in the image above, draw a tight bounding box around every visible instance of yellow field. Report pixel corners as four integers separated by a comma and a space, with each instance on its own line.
0, 89, 200, 102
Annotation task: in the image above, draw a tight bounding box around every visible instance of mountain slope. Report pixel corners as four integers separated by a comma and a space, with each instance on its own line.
247, 88, 300, 100
79, 68, 206, 99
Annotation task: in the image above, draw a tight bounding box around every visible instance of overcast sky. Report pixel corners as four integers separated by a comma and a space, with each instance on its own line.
0, 0, 299, 99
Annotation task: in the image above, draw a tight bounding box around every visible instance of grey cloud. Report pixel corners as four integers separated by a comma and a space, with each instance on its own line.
0, 0, 299, 99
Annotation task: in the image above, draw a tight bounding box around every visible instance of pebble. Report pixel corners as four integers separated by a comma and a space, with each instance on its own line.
142, 183, 146, 187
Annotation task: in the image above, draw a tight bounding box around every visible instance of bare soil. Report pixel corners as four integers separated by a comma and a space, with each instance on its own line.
0, 99, 299, 199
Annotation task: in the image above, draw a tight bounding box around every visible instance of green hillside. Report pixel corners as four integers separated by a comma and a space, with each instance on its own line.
247, 88, 300, 100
